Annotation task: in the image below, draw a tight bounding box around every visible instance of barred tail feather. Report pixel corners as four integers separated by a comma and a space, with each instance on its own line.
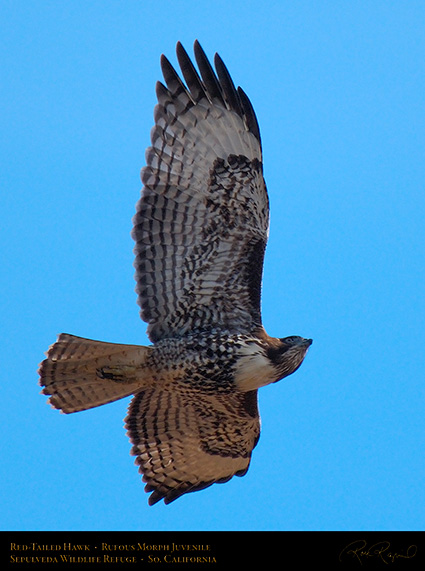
39, 334, 153, 414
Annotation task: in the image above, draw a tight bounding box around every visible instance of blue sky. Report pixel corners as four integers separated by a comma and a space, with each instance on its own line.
1, 1, 425, 532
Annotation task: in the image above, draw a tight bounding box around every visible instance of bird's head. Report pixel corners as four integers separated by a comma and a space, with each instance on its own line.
267, 336, 312, 381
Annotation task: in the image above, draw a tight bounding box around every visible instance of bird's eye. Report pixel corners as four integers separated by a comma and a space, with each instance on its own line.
281, 336, 297, 344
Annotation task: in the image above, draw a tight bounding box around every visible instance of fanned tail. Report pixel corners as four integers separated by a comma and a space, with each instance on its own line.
39, 334, 153, 413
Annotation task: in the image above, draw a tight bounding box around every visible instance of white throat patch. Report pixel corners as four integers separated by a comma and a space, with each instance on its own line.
234, 345, 276, 391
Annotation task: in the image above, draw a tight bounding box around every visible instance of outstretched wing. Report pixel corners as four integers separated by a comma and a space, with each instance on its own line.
132, 41, 269, 342
126, 385, 260, 505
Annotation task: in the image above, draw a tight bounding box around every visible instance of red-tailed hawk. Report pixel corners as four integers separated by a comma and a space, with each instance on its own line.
39, 41, 312, 505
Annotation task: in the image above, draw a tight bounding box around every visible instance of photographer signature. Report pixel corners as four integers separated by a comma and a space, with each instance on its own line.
339, 539, 417, 565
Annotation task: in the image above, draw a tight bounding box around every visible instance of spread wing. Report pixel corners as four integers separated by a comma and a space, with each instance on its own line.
132, 41, 269, 342
126, 385, 260, 505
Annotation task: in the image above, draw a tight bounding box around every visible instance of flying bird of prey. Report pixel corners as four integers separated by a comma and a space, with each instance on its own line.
39, 41, 312, 505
